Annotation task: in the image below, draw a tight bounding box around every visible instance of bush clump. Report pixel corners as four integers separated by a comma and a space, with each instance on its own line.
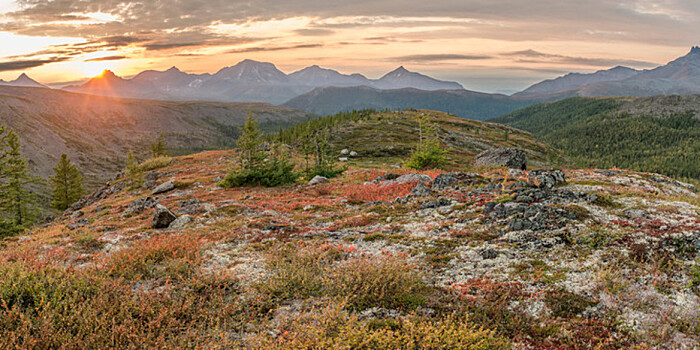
221, 115, 298, 188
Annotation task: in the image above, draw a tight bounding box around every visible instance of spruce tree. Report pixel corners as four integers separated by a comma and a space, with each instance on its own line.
125, 149, 138, 176
0, 128, 37, 228
49, 153, 85, 210
150, 133, 168, 158
237, 114, 265, 170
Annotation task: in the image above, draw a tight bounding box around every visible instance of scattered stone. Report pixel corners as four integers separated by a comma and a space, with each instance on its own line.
145, 171, 164, 182
341, 149, 350, 155
528, 170, 566, 189
309, 175, 329, 186
595, 170, 624, 177
508, 169, 526, 177
152, 180, 175, 195
338, 157, 349, 162
625, 209, 646, 219
303, 205, 315, 211
420, 198, 451, 209
67, 218, 88, 230
176, 199, 204, 215
169, 215, 192, 229
349, 151, 358, 157
142, 180, 156, 189
412, 183, 432, 196
393, 173, 432, 184
481, 248, 499, 259
70, 211, 84, 220
124, 196, 158, 215
432, 172, 483, 191
474, 148, 527, 170
152, 204, 177, 229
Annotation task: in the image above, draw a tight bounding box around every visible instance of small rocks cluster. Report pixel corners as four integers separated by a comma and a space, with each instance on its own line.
339, 149, 359, 162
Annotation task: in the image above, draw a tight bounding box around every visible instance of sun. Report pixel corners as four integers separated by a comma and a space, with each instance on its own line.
80, 62, 112, 78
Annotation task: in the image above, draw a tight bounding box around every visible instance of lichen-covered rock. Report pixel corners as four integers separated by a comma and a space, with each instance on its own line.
393, 174, 432, 185
474, 148, 527, 170
152, 180, 175, 195
432, 172, 484, 191
528, 170, 566, 189
124, 196, 158, 215
151, 204, 177, 229
169, 215, 192, 229
412, 183, 432, 196
309, 175, 329, 186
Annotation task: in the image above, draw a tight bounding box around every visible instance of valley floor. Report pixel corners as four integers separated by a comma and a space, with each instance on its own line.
1, 150, 699, 349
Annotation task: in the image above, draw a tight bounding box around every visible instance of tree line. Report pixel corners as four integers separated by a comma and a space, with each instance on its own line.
0, 124, 171, 237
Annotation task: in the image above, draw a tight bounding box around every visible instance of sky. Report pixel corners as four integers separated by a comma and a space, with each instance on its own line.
0, 0, 698, 93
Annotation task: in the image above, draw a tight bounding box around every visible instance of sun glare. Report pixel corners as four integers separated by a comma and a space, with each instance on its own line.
80, 61, 114, 78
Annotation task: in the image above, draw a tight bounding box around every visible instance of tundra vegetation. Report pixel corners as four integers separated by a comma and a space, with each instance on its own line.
0, 110, 698, 348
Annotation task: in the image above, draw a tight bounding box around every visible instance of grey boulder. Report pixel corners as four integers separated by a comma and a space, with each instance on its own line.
152, 204, 177, 229
474, 148, 527, 170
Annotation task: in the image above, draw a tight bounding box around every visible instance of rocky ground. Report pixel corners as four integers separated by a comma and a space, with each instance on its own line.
1, 150, 699, 349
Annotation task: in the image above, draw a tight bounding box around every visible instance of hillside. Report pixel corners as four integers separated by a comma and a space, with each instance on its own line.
282, 86, 536, 120
0, 149, 697, 348
278, 109, 563, 169
0, 85, 312, 193
491, 96, 700, 179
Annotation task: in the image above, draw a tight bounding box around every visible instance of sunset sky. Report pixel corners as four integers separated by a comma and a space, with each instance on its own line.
0, 0, 698, 93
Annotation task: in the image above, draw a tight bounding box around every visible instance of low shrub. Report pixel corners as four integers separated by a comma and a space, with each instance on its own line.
137, 156, 172, 172
250, 303, 510, 350
255, 243, 430, 311
220, 158, 298, 188
404, 142, 448, 170
104, 234, 202, 281
0, 265, 252, 349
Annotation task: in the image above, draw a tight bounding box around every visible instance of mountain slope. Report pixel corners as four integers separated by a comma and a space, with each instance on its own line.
288, 65, 372, 87
514, 66, 640, 99
283, 86, 537, 120
491, 96, 700, 179
374, 66, 464, 90
514, 47, 700, 98
0, 85, 312, 191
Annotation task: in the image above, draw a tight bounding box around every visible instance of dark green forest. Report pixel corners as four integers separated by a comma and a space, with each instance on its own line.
492, 97, 700, 179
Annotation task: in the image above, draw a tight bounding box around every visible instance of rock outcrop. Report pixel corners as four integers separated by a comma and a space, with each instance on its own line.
474, 148, 527, 170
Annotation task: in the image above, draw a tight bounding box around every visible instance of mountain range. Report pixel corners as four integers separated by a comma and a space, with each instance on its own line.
514, 46, 700, 99
62, 61, 464, 104
5, 47, 700, 119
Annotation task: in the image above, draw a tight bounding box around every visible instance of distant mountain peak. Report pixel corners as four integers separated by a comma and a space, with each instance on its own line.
690, 46, 700, 55
100, 70, 118, 78
165, 66, 182, 73
0, 72, 46, 88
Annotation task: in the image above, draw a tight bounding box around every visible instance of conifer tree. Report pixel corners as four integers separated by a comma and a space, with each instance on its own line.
0, 128, 37, 228
125, 149, 138, 176
49, 153, 85, 210
150, 133, 168, 158
237, 114, 265, 170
